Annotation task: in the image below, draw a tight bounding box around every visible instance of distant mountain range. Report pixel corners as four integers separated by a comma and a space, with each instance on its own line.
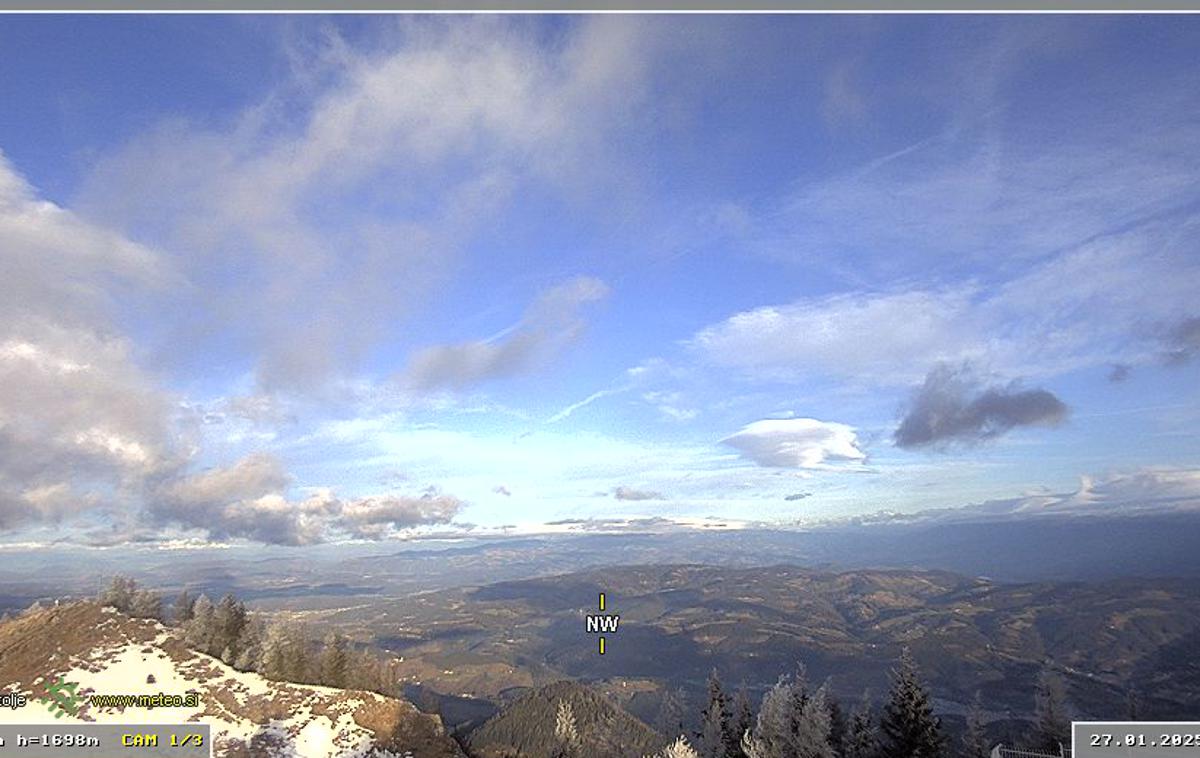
6, 512, 1200, 619
321, 564, 1200, 731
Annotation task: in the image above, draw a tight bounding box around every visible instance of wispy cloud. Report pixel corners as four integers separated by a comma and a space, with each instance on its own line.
547, 386, 626, 424
80, 18, 654, 395
403, 276, 609, 392
613, 485, 666, 501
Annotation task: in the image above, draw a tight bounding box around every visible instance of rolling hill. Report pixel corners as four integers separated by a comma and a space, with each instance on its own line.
320, 565, 1200, 727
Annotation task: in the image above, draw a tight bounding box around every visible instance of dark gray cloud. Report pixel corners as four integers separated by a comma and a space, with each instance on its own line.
613, 486, 666, 501
1163, 316, 1200, 366
784, 492, 812, 502
895, 365, 1068, 449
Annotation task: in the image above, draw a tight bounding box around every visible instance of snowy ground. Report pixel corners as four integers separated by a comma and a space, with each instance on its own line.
0, 607, 398, 757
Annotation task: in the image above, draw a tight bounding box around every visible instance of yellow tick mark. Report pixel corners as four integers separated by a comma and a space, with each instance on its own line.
599, 637, 606, 655
599, 593, 606, 611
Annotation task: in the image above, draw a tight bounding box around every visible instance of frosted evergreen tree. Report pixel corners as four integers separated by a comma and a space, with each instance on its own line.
552, 699, 581, 758
129, 589, 163, 620
184, 594, 215, 653
740, 736, 766, 758
212, 594, 248, 662
793, 684, 837, 758
962, 692, 990, 758
319, 632, 350, 688
233, 616, 264, 671
173, 589, 196, 624
259, 620, 307, 681
1032, 667, 1071, 754
743, 674, 797, 758
742, 667, 834, 758
653, 736, 702, 758
879, 649, 945, 758
99, 576, 138, 613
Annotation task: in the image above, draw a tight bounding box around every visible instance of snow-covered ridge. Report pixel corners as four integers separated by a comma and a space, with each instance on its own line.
0, 602, 463, 757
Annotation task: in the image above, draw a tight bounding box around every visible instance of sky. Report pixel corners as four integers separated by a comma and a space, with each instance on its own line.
1, 14, 1199, 547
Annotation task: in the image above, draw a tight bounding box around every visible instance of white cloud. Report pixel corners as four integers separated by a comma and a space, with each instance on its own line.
336, 490, 464, 539
888, 466, 1200, 525
80, 18, 657, 394
152, 452, 465, 545
691, 288, 983, 385
642, 391, 698, 422
720, 418, 866, 470
686, 44, 1200, 388
690, 222, 1200, 387
1, 154, 474, 545
0, 156, 179, 530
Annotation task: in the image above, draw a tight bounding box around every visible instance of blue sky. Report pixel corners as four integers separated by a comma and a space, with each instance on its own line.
1, 14, 1199, 546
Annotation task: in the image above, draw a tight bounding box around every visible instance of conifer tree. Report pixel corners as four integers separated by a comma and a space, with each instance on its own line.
656, 687, 690, 741
233, 616, 265, 671
879, 649, 945, 758
184, 594, 215, 653
173, 589, 196, 624
699, 670, 734, 758
744, 674, 797, 758
794, 684, 837, 758
654, 736, 702, 758
731, 686, 754, 757
259, 620, 307, 682
130, 589, 163, 620
99, 576, 138, 613
962, 692, 990, 758
828, 695, 848, 758
552, 699, 581, 758
742, 667, 835, 758
319, 632, 350, 688
843, 692, 878, 758
1032, 667, 1071, 755
212, 594, 247, 662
